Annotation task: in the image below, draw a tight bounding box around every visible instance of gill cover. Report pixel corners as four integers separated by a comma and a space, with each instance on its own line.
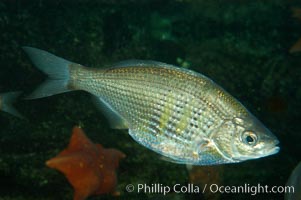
210, 120, 239, 163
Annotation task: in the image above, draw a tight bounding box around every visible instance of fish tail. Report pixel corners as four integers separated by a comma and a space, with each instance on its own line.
1, 91, 23, 118
23, 47, 76, 99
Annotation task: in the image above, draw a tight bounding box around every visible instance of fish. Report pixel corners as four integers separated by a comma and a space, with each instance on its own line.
23, 47, 279, 165
285, 162, 301, 200
0, 91, 22, 118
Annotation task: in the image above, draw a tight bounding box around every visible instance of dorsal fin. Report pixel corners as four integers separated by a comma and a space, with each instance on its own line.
110, 59, 210, 81
112, 59, 169, 68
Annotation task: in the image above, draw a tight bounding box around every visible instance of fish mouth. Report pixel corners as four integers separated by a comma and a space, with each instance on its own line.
231, 138, 280, 161
263, 146, 280, 156
245, 146, 279, 160
259, 139, 280, 157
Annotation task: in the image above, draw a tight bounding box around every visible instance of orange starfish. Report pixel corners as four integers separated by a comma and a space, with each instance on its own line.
46, 126, 126, 200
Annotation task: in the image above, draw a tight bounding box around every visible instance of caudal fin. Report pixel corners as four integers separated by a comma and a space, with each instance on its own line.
1, 91, 23, 118
23, 47, 74, 99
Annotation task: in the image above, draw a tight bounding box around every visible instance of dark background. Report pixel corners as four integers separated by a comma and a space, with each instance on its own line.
0, 0, 300, 199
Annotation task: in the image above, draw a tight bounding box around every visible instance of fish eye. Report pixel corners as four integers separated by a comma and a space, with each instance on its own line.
242, 131, 257, 146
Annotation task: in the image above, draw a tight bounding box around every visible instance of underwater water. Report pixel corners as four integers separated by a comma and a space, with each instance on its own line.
0, 0, 301, 199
